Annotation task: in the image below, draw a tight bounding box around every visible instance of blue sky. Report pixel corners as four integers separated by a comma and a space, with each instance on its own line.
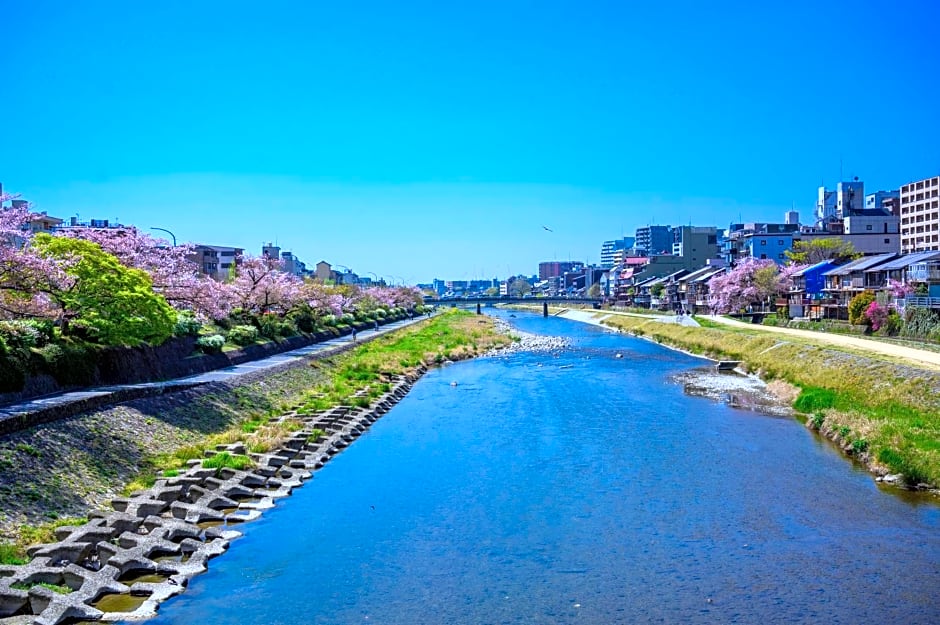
2, 1, 939, 283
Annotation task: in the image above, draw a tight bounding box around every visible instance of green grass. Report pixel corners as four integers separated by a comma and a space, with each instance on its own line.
0, 543, 28, 565
11, 581, 73, 594
298, 311, 509, 414
793, 386, 837, 412
203, 452, 252, 471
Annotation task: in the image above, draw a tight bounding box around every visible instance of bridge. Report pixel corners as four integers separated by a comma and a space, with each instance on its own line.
424, 296, 603, 317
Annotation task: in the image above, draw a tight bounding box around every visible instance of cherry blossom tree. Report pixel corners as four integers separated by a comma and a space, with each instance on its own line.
228, 255, 304, 315
707, 258, 805, 314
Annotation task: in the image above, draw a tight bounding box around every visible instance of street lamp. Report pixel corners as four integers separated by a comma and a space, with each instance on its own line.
334, 264, 353, 284
150, 227, 177, 246
366, 271, 379, 285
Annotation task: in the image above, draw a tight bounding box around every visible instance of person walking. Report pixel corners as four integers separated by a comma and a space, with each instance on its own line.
374, 319, 379, 332
351, 327, 357, 342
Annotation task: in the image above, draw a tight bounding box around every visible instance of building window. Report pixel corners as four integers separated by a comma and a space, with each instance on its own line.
866, 224, 873, 231
760, 240, 766, 246
885, 239, 890, 244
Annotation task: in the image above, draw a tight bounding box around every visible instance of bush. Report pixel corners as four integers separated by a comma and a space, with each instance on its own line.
0, 320, 44, 349
257, 315, 297, 340
289, 307, 318, 333
321, 314, 338, 327
901, 307, 940, 340
340, 313, 356, 326
0, 353, 25, 393
848, 291, 876, 326
174, 312, 202, 337
38, 343, 98, 386
196, 334, 225, 354
879, 310, 902, 336
227, 324, 259, 346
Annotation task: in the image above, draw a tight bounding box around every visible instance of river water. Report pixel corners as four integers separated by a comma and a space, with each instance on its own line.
134, 311, 940, 624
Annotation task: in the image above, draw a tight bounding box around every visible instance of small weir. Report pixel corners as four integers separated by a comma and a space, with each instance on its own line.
0, 369, 424, 625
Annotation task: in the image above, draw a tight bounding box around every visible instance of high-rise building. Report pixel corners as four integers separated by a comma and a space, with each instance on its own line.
539, 261, 582, 280
816, 179, 866, 226
635, 226, 673, 256
671, 226, 720, 266
599, 237, 636, 268
899, 174, 940, 253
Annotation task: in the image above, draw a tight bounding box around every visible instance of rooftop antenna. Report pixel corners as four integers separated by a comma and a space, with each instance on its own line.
840, 157, 844, 182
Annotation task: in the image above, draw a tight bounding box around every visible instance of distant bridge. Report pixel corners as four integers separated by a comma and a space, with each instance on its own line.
424, 296, 603, 317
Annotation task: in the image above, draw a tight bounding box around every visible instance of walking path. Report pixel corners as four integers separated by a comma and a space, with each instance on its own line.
559, 307, 940, 370
0, 317, 428, 432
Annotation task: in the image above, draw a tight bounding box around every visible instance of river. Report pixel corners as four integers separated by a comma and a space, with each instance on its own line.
130, 310, 940, 624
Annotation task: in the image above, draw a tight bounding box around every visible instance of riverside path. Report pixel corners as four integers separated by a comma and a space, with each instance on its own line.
0, 316, 428, 434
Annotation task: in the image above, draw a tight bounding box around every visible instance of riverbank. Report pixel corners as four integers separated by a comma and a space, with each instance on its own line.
548, 306, 940, 490
0, 311, 512, 623
0, 311, 508, 544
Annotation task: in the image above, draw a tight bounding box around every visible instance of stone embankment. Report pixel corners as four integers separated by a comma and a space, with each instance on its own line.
0, 369, 425, 625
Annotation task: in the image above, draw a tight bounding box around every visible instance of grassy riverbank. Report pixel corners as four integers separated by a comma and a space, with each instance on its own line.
0, 310, 508, 559
595, 312, 940, 487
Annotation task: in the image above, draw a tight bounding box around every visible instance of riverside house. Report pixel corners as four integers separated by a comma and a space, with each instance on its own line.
676, 266, 723, 314
787, 260, 838, 320
820, 253, 896, 319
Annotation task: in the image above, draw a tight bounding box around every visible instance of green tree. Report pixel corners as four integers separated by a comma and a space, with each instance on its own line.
587, 283, 602, 298
848, 290, 876, 326
30, 234, 176, 346
650, 283, 665, 297
785, 238, 860, 264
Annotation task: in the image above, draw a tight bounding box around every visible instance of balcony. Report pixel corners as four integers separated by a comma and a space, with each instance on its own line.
907, 269, 940, 282
905, 296, 940, 309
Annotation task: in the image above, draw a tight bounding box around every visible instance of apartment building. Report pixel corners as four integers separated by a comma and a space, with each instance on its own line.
189, 244, 243, 281
899, 174, 940, 253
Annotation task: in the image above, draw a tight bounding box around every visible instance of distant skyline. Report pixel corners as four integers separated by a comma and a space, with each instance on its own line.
3, 1, 939, 282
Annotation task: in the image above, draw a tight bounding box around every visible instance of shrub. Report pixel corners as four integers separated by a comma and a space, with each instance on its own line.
38, 343, 98, 386
321, 314, 338, 327
196, 334, 225, 354
848, 291, 876, 326
174, 312, 202, 337
289, 307, 318, 333
257, 315, 297, 340
0, 320, 43, 349
880, 310, 902, 336
0, 352, 25, 393
340, 313, 356, 326
901, 307, 940, 340
852, 439, 869, 454
227, 324, 259, 346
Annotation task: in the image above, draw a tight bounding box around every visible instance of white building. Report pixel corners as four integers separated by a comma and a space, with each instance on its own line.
899, 174, 940, 253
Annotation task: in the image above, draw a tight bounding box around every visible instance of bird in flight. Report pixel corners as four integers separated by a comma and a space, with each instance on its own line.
542, 225, 553, 232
